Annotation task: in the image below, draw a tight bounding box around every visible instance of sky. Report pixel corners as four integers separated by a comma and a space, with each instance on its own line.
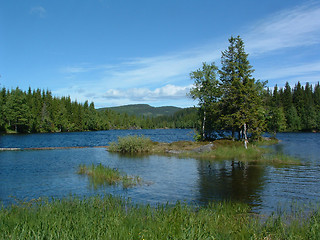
1, 0, 320, 108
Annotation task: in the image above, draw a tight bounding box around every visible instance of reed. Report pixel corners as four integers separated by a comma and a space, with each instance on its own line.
1, 195, 319, 239
78, 164, 141, 188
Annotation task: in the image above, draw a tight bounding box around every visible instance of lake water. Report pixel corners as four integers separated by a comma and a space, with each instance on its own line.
1, 129, 319, 214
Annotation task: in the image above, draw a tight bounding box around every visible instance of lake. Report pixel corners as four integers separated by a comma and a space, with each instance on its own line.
1, 129, 319, 214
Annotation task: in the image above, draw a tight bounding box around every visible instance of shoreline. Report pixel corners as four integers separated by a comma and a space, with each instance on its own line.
0, 146, 109, 151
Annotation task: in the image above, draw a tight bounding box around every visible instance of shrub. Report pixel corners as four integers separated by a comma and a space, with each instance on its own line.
108, 135, 152, 153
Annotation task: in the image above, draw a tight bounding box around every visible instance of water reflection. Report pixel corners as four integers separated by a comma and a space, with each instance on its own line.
1, 130, 320, 214
197, 160, 266, 206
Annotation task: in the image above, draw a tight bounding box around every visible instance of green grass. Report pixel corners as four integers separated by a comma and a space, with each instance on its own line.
108, 137, 300, 165
175, 139, 300, 165
211, 144, 267, 160
78, 164, 142, 188
108, 135, 153, 153
1, 195, 319, 239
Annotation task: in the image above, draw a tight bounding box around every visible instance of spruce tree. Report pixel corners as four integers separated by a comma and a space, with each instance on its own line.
219, 36, 266, 143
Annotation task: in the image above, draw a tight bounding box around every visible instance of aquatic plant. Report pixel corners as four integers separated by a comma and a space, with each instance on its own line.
1, 195, 319, 239
78, 163, 141, 188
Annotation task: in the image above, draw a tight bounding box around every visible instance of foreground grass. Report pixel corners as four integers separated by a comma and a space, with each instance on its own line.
1, 195, 319, 239
78, 163, 142, 188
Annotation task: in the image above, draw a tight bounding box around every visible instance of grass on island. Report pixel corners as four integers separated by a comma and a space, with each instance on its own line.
108, 135, 153, 153
1, 195, 319, 239
78, 163, 142, 188
107, 135, 300, 165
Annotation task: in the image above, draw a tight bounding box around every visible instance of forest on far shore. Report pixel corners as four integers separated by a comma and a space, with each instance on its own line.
0, 80, 319, 135
0, 87, 197, 133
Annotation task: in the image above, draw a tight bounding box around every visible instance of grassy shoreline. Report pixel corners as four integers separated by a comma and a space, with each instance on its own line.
1, 195, 319, 239
108, 136, 300, 165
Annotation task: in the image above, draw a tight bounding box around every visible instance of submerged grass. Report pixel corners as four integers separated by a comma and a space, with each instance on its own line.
1, 195, 319, 239
78, 163, 142, 188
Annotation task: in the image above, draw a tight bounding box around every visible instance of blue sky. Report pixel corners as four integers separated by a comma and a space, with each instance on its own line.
1, 0, 320, 108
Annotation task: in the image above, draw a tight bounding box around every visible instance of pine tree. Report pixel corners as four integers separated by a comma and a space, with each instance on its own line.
314, 82, 320, 130
303, 82, 316, 130
219, 36, 266, 143
0, 87, 7, 131
3, 88, 30, 133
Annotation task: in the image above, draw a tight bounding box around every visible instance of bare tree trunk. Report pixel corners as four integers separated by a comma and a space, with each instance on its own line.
244, 123, 248, 149
202, 111, 206, 139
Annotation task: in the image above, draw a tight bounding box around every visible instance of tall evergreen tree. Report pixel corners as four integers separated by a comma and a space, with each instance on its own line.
0, 87, 7, 131
3, 88, 30, 132
219, 36, 266, 143
303, 82, 316, 130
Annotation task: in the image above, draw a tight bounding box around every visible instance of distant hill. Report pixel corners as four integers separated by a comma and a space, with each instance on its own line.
98, 104, 182, 117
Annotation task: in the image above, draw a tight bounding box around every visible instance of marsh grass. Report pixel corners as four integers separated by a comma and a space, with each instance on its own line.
1, 195, 319, 239
260, 153, 301, 165
176, 141, 300, 165
211, 144, 267, 160
108, 135, 152, 153
108, 137, 300, 165
78, 164, 141, 188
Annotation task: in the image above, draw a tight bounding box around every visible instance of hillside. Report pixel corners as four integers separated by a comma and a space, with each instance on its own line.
98, 104, 182, 117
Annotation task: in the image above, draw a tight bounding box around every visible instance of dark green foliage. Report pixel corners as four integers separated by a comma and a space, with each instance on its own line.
189, 36, 320, 137
0, 87, 197, 133
266, 81, 320, 133
150, 107, 198, 129
189, 62, 221, 140
0, 87, 7, 131
190, 36, 266, 141
3, 88, 30, 133
99, 104, 181, 117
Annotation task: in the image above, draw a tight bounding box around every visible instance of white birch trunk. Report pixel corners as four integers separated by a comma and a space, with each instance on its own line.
244, 123, 248, 149
202, 111, 206, 139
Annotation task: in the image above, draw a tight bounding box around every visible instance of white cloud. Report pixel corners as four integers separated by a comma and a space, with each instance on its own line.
245, 2, 320, 54
57, 2, 320, 106
30, 6, 46, 18
102, 84, 192, 101
260, 61, 320, 81
98, 48, 222, 89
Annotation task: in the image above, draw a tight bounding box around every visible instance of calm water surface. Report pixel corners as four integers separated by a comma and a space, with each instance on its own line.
0, 130, 319, 214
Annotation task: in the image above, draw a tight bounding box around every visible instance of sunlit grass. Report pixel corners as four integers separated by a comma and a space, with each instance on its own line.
78, 163, 142, 188
107, 136, 300, 165
1, 195, 319, 239
108, 135, 153, 153
176, 140, 300, 165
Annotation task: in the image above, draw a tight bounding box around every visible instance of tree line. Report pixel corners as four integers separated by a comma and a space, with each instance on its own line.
189, 35, 320, 141
1, 36, 318, 136
0, 87, 195, 133
265, 81, 320, 133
